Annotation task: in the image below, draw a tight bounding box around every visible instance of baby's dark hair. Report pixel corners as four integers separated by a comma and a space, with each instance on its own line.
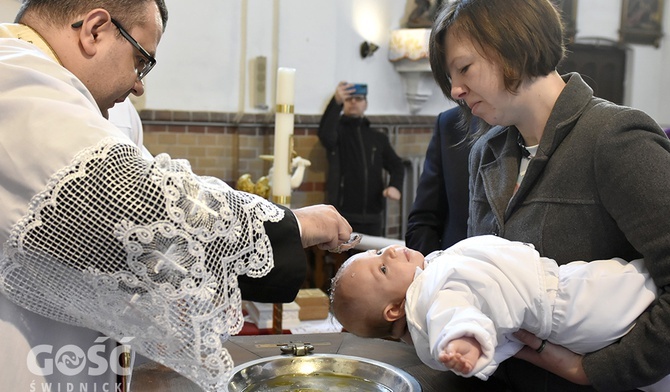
329, 252, 394, 338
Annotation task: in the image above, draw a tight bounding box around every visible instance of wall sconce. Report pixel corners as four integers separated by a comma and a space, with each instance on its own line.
360, 41, 379, 58
388, 28, 434, 114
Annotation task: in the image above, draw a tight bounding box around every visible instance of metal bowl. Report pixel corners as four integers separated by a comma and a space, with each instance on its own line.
227, 353, 422, 391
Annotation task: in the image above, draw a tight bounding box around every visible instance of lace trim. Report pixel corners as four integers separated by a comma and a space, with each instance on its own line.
1, 138, 283, 391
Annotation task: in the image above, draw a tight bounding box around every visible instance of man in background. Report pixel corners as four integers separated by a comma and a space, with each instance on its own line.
318, 81, 405, 236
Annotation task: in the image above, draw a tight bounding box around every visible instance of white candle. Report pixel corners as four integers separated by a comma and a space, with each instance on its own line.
276, 67, 295, 106
272, 67, 296, 207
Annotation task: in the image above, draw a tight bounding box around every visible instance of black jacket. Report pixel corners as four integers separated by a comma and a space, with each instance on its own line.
405, 107, 471, 255
318, 97, 404, 228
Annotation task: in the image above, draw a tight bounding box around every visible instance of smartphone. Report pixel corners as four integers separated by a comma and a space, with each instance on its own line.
352, 83, 368, 96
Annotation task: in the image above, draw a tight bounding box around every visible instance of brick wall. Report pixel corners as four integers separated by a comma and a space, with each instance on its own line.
140, 110, 436, 239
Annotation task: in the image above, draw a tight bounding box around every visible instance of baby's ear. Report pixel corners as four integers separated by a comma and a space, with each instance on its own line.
383, 299, 406, 322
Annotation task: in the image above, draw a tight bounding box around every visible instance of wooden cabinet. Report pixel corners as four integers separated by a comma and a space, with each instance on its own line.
557, 40, 628, 104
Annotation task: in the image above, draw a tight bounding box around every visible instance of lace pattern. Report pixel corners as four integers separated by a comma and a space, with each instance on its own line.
0, 139, 283, 391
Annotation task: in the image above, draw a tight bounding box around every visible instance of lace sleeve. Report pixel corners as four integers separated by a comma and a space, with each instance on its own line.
1, 139, 284, 391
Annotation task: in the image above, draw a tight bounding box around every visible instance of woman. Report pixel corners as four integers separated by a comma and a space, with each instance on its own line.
428, 0, 670, 391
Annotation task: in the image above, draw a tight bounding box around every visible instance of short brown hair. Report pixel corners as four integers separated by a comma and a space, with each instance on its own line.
16, 0, 169, 31
429, 0, 565, 134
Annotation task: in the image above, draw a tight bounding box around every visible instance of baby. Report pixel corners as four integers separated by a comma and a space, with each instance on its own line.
330, 235, 658, 382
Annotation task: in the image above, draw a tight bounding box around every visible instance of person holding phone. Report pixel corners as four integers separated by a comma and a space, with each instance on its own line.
318, 81, 405, 236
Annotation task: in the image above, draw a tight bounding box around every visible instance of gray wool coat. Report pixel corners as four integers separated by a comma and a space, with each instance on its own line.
469, 73, 670, 391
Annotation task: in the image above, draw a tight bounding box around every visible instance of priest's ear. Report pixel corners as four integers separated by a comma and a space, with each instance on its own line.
72, 9, 114, 56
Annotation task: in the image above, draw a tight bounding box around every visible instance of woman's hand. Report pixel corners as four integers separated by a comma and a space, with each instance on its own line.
513, 329, 590, 386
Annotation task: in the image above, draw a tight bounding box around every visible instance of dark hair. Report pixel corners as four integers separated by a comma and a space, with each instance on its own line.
16, 0, 168, 31
429, 0, 565, 135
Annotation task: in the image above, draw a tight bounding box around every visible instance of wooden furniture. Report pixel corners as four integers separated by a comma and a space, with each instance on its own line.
557, 39, 627, 105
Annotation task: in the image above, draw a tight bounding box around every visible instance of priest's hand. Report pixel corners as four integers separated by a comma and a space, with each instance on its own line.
292, 204, 354, 250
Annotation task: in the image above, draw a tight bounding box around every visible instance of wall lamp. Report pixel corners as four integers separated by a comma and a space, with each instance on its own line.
360, 41, 379, 58
388, 28, 433, 114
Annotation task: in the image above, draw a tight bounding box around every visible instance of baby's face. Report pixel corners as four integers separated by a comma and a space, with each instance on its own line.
342, 245, 425, 304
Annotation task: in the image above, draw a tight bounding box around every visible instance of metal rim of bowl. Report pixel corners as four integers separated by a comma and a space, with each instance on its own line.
227, 353, 422, 391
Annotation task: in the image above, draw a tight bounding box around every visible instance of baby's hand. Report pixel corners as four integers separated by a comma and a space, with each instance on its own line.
438, 336, 482, 375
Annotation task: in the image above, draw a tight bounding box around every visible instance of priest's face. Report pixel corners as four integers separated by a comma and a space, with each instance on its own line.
85, 3, 162, 118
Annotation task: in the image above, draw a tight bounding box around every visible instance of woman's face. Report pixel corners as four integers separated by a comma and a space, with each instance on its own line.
445, 32, 518, 127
